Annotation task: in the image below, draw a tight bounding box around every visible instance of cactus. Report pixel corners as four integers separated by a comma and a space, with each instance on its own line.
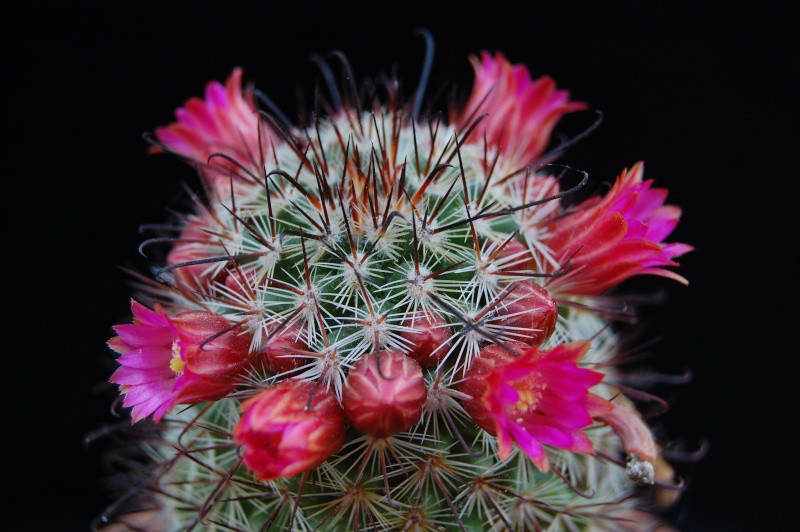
101, 41, 691, 531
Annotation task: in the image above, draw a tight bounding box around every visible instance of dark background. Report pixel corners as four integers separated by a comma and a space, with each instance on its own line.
6, 2, 795, 530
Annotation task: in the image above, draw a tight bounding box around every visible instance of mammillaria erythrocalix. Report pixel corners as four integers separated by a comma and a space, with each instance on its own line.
105, 39, 691, 530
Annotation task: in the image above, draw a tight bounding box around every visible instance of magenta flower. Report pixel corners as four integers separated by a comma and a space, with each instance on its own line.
545, 163, 693, 296
234, 379, 345, 481
459, 341, 608, 470
458, 51, 585, 166
109, 300, 252, 422
153, 67, 265, 191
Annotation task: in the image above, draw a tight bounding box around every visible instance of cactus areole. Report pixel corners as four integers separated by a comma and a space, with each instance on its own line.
103, 37, 692, 530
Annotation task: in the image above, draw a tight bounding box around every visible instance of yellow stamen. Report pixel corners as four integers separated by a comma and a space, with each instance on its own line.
170, 340, 185, 374
515, 381, 546, 413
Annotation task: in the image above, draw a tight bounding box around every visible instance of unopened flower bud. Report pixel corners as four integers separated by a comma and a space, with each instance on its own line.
261, 322, 307, 374
496, 239, 536, 274
342, 349, 427, 437
234, 379, 345, 481
224, 269, 258, 297
166, 217, 223, 291
399, 311, 451, 367
496, 281, 558, 345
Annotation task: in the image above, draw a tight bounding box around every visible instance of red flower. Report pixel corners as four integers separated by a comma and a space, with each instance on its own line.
342, 350, 427, 437
458, 51, 585, 166
459, 341, 608, 470
234, 379, 345, 480
109, 300, 252, 422
545, 163, 692, 296
153, 68, 267, 191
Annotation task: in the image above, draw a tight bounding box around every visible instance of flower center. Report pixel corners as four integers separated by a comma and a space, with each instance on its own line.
169, 340, 185, 374
513, 378, 546, 416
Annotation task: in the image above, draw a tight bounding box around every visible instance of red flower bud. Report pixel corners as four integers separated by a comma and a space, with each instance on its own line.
399, 311, 451, 367
109, 300, 252, 422
261, 322, 308, 374
496, 281, 558, 345
166, 217, 224, 292
496, 239, 536, 274
342, 349, 427, 437
224, 269, 257, 297
234, 379, 345, 481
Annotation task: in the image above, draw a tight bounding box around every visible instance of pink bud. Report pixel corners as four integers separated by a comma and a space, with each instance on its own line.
496, 281, 558, 345
342, 349, 427, 437
260, 322, 308, 374
496, 239, 535, 274
109, 300, 252, 422
399, 311, 451, 367
234, 379, 345, 481
166, 218, 223, 292
223, 270, 257, 297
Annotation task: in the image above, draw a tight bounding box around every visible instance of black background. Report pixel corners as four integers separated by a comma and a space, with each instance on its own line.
6, 2, 796, 530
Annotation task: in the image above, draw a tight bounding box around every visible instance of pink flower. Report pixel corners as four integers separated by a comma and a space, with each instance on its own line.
109, 300, 252, 422
459, 341, 609, 470
545, 163, 692, 296
457, 52, 585, 166
342, 350, 427, 437
153, 68, 267, 190
234, 379, 345, 481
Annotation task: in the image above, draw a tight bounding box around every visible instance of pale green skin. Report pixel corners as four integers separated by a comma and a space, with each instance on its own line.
142, 111, 641, 530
